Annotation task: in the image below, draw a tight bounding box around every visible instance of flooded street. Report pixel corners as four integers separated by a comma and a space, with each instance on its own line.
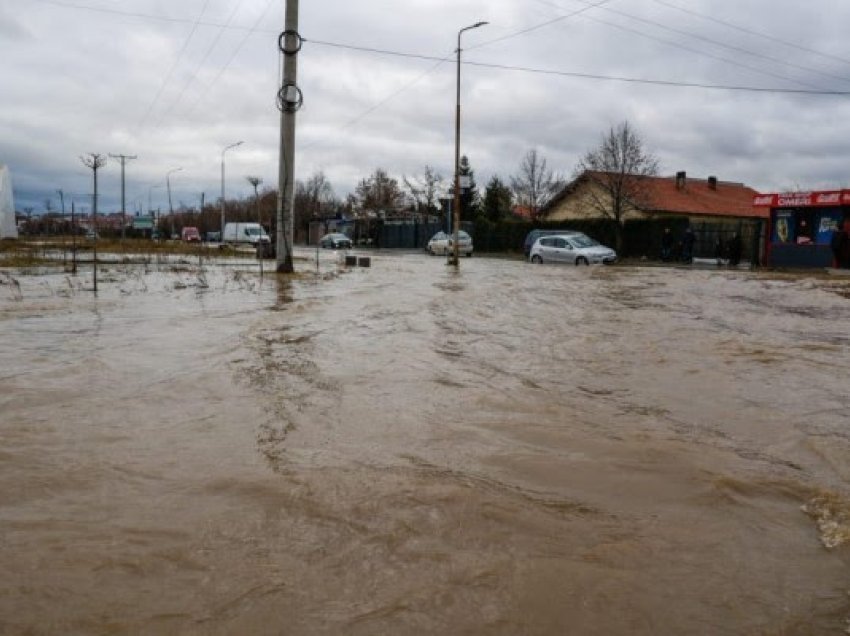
1, 251, 849, 634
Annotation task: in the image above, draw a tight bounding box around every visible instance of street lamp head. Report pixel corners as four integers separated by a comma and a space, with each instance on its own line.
472, 21, 488, 28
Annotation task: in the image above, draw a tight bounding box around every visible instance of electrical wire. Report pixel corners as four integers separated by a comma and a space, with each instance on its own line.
651, 0, 850, 67
546, 0, 850, 85
29, 0, 276, 32
532, 0, 824, 90
183, 0, 278, 118
468, 0, 615, 51
139, 0, 214, 128
305, 39, 850, 95
152, 0, 250, 128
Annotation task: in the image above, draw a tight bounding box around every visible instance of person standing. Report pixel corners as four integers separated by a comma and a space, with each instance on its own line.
714, 235, 724, 267
728, 231, 742, 268
661, 227, 674, 262
681, 226, 696, 263
830, 223, 848, 268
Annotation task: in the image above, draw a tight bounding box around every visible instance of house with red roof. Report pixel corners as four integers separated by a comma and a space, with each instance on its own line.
540, 170, 766, 224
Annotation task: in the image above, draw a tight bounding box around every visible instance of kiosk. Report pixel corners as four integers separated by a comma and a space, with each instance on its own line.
755, 191, 849, 268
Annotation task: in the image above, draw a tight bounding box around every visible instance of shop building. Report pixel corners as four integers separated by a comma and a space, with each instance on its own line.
756, 191, 849, 268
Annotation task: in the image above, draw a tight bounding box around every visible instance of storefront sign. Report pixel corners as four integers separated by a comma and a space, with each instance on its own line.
754, 190, 850, 208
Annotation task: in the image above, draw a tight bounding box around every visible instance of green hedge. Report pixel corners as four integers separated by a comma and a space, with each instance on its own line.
472, 217, 691, 257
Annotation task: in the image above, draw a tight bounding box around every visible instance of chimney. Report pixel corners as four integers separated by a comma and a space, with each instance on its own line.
675, 171, 686, 190
708, 176, 718, 190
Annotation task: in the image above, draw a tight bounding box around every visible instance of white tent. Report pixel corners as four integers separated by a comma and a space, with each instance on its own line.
0, 164, 18, 239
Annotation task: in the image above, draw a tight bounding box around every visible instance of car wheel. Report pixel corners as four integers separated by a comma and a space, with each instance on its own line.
576, 257, 589, 266
466, 252, 472, 258
531, 255, 543, 264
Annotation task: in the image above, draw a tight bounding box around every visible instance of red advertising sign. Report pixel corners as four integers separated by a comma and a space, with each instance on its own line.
754, 190, 850, 208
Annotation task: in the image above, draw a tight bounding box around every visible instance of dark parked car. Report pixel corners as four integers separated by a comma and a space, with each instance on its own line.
523, 229, 580, 257
319, 233, 352, 249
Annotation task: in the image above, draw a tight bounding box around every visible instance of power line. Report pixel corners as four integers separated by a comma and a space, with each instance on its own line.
139, 0, 214, 128
552, 0, 850, 85
651, 0, 850, 67
152, 0, 250, 128
29, 0, 275, 33
468, 0, 615, 51
305, 39, 850, 95
183, 0, 278, 118
532, 0, 823, 90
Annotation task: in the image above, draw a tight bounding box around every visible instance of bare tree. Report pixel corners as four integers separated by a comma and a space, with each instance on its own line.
355, 168, 405, 215
403, 165, 444, 216
510, 149, 563, 220
575, 121, 659, 251
294, 171, 336, 230
246, 176, 263, 219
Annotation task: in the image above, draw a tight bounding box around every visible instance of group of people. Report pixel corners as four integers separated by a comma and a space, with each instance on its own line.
660, 226, 742, 266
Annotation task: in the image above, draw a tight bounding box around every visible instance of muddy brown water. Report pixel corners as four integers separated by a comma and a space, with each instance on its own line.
1, 252, 849, 635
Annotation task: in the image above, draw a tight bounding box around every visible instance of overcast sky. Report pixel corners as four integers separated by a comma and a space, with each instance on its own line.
3, 0, 850, 214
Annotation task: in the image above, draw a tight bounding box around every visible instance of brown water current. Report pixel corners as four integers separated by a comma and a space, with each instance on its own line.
1, 253, 849, 634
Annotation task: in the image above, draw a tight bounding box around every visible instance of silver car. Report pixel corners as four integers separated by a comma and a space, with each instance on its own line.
529, 233, 616, 265
427, 230, 473, 257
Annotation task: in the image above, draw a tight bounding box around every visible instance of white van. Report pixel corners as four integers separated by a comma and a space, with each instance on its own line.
222, 222, 270, 246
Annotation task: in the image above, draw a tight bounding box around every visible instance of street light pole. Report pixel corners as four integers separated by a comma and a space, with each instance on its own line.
450, 21, 488, 268
166, 167, 182, 238
221, 141, 244, 238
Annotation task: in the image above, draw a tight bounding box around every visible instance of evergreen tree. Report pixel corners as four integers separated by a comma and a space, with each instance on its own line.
481, 175, 513, 223
458, 155, 481, 218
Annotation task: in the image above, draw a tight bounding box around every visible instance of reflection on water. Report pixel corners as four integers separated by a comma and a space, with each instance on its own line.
1, 254, 849, 634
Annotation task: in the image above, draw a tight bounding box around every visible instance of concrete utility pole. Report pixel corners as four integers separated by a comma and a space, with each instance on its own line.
109, 153, 137, 240
80, 153, 106, 292
276, 0, 303, 273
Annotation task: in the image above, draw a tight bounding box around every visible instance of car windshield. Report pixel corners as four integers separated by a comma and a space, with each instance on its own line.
457, 231, 471, 240
569, 235, 599, 248
431, 232, 448, 241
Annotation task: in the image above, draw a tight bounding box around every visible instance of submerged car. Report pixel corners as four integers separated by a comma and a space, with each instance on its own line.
522, 228, 580, 257
319, 232, 352, 249
529, 233, 617, 265
427, 230, 473, 257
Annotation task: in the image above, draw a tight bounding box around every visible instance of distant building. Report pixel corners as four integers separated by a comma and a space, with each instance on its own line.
541, 170, 765, 224
0, 164, 18, 239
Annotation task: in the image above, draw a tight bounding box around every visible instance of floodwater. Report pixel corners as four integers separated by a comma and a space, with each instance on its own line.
1, 251, 849, 635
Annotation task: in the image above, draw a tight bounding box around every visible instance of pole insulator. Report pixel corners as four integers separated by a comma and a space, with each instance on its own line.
277, 83, 303, 112
278, 30, 302, 55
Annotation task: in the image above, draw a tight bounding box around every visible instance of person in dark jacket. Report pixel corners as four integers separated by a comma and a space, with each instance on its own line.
714, 236, 724, 267
831, 225, 848, 268
681, 226, 696, 263
727, 232, 742, 267
661, 227, 674, 262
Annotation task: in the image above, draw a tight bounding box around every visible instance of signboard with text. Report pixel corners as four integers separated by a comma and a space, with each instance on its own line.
754, 190, 850, 208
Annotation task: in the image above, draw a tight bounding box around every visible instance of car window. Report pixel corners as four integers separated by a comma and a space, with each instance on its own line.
554, 238, 567, 248
571, 235, 598, 248
539, 237, 554, 247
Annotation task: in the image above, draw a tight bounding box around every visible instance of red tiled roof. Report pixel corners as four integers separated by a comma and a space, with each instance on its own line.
547, 171, 768, 219
638, 173, 767, 219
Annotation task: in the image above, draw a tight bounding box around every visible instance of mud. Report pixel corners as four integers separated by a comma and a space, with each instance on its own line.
1, 251, 849, 634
